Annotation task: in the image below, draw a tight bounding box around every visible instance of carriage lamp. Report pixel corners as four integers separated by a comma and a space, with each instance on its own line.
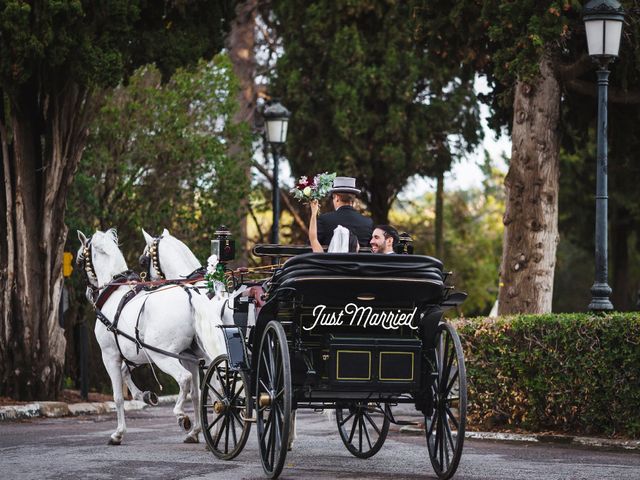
263, 100, 291, 245
584, 0, 624, 311
212, 225, 235, 264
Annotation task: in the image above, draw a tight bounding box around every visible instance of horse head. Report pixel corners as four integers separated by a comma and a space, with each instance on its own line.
140, 228, 201, 280
77, 229, 128, 289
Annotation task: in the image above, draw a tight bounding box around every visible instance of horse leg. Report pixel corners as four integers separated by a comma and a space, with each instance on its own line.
121, 364, 158, 406
288, 409, 297, 451
102, 355, 127, 445
183, 360, 202, 443
148, 354, 194, 442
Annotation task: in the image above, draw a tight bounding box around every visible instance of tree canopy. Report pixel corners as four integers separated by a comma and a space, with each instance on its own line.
269, 0, 482, 223
0, 0, 236, 400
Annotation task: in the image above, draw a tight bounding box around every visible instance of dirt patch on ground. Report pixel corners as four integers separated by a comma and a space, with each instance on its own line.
0, 389, 112, 406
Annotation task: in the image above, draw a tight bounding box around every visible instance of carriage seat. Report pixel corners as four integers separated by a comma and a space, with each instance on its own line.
266, 253, 446, 308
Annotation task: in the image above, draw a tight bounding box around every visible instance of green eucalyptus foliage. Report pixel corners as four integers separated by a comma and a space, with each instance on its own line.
456, 313, 640, 437
270, 0, 482, 222
67, 54, 251, 264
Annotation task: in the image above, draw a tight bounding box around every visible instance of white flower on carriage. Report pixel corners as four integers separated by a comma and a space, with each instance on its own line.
206, 254, 218, 274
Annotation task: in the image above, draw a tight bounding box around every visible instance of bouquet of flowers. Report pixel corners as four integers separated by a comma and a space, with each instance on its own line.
205, 254, 227, 295
291, 172, 336, 202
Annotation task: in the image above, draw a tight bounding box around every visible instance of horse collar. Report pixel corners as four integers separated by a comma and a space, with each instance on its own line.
149, 236, 166, 280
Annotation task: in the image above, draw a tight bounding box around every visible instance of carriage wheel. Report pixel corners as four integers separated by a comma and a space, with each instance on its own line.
200, 354, 252, 460
256, 321, 292, 478
336, 402, 390, 458
426, 322, 467, 480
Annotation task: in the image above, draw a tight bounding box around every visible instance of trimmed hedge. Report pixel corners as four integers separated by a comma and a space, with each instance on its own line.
454, 313, 640, 438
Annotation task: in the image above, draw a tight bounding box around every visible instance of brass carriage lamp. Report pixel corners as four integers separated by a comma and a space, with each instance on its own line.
583, 0, 624, 312
212, 225, 235, 264
263, 100, 290, 245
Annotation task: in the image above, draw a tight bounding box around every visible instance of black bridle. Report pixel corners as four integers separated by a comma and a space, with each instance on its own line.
139, 235, 165, 280
77, 238, 100, 301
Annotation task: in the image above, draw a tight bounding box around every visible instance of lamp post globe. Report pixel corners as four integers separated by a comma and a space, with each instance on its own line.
584, 0, 624, 62
584, 0, 624, 312
263, 101, 290, 245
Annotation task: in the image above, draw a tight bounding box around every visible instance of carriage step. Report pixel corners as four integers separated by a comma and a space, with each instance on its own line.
394, 420, 421, 426
242, 416, 257, 423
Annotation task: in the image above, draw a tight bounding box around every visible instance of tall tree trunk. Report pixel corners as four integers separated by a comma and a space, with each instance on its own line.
435, 171, 445, 260
227, 0, 258, 263
0, 81, 93, 400
498, 56, 561, 315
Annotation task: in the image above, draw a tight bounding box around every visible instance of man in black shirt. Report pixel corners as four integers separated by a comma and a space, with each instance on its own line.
316, 177, 374, 247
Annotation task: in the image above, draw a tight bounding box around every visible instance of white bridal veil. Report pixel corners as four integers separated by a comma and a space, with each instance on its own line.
328, 225, 351, 253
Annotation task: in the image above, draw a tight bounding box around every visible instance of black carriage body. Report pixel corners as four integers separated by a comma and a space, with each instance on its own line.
252, 253, 449, 404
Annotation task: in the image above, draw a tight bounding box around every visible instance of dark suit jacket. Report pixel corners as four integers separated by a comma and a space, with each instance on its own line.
317, 206, 374, 246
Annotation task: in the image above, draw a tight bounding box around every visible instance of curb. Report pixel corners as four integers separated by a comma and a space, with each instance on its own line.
0, 397, 161, 421
398, 424, 640, 451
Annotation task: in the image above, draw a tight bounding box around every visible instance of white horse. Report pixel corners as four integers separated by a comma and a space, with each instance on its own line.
139, 228, 302, 449
140, 228, 244, 325
77, 229, 225, 445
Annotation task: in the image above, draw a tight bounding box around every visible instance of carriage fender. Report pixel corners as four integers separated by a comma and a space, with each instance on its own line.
222, 327, 250, 370
420, 308, 445, 348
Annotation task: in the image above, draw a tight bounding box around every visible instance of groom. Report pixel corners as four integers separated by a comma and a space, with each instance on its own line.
316, 176, 374, 247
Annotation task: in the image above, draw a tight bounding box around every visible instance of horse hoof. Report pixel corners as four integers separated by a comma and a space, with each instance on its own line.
184, 435, 199, 444
108, 438, 121, 446
143, 391, 159, 406
178, 415, 192, 431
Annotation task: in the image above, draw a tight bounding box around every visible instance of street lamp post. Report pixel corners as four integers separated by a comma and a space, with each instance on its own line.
583, 0, 624, 311
263, 100, 290, 245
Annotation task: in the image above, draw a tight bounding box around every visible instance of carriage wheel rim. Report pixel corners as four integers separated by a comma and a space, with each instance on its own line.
256, 321, 291, 478
426, 322, 467, 479
200, 355, 252, 460
336, 402, 390, 458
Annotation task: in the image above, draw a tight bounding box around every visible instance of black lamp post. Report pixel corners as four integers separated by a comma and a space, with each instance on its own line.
263, 100, 290, 245
583, 0, 624, 311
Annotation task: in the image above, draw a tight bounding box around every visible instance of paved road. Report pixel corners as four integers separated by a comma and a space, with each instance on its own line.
1, 405, 640, 479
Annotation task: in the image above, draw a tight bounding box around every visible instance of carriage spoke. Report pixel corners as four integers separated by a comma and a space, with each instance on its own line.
339, 410, 355, 427
358, 414, 364, 452
213, 415, 227, 448
207, 412, 225, 432
363, 411, 382, 436
230, 381, 245, 403
229, 368, 237, 398
348, 412, 359, 443
445, 406, 460, 430
445, 369, 460, 396
362, 415, 373, 449
222, 413, 231, 454
205, 381, 224, 401
261, 350, 273, 386
444, 414, 456, 453
269, 409, 276, 467
228, 411, 238, 447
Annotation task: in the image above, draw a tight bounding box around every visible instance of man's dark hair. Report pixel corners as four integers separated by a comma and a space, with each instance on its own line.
375, 224, 399, 246
333, 192, 356, 204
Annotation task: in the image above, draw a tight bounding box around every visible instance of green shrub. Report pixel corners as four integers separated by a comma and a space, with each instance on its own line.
454, 313, 640, 438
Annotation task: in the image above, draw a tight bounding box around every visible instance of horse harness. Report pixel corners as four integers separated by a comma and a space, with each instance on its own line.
81, 240, 205, 366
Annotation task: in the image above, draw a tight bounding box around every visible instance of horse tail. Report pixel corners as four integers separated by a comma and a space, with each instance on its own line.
191, 293, 226, 363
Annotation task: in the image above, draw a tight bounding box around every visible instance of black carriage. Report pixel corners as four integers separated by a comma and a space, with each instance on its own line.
199, 240, 467, 479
